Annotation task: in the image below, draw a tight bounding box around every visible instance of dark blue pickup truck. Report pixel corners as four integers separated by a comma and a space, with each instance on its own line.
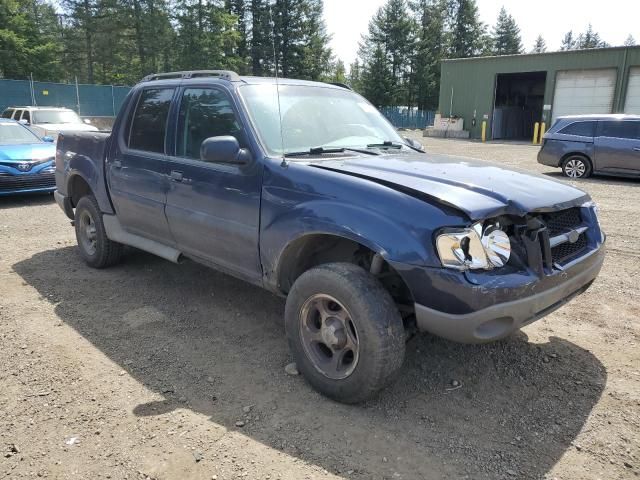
54, 70, 605, 403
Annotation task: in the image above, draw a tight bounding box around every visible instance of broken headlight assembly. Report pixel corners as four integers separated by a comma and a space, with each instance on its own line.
436, 222, 511, 271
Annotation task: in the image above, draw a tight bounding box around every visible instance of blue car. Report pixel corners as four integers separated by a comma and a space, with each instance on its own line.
0, 119, 56, 196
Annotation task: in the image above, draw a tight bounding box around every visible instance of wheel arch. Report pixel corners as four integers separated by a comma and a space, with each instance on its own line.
67, 173, 93, 208
274, 232, 415, 314
560, 151, 592, 167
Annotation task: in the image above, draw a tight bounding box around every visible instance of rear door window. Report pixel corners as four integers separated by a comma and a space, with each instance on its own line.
600, 121, 640, 140
128, 88, 175, 154
13, 110, 23, 120
559, 121, 597, 137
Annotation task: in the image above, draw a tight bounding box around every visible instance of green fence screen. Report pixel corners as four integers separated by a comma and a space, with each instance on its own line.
0, 79, 131, 117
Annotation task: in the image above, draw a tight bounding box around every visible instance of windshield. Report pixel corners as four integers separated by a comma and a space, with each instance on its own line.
238, 84, 404, 156
33, 110, 82, 124
0, 123, 41, 144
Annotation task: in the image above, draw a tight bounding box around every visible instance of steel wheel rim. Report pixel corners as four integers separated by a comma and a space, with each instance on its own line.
565, 159, 586, 178
299, 294, 360, 380
79, 210, 97, 256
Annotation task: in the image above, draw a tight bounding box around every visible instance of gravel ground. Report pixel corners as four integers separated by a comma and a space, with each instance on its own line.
1, 137, 639, 480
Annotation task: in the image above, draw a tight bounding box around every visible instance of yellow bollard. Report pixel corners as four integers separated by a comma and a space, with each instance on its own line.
539, 122, 546, 143
533, 122, 540, 145
481, 120, 487, 142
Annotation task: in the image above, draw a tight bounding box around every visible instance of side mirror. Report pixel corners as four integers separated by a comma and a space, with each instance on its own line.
83, 118, 92, 124
403, 136, 425, 152
200, 136, 251, 165
42, 136, 55, 143
19, 119, 30, 126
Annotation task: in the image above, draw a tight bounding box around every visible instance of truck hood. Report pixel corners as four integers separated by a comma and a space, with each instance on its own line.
312, 152, 590, 220
33, 123, 99, 137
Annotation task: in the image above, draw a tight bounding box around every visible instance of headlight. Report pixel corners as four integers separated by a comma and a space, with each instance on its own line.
436, 222, 511, 271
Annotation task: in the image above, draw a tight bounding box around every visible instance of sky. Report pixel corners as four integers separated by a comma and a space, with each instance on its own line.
324, 0, 640, 66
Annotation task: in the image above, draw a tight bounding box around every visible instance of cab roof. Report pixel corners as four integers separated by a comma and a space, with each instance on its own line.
137, 70, 350, 91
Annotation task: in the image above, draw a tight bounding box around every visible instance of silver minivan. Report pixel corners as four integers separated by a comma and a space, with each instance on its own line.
538, 114, 640, 178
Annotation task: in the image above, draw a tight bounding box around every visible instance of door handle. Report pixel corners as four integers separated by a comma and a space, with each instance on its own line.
169, 170, 184, 182
633, 147, 640, 152
112, 160, 122, 169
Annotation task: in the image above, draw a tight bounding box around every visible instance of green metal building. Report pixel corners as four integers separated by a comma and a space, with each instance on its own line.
438, 46, 640, 140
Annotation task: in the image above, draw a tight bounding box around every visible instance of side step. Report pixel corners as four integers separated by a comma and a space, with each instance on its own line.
103, 215, 182, 263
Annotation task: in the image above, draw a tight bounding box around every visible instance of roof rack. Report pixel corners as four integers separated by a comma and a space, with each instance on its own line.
329, 82, 352, 90
141, 70, 241, 83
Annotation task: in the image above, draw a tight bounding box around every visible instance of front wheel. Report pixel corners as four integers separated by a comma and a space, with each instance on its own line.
74, 195, 123, 268
562, 155, 592, 179
285, 263, 405, 403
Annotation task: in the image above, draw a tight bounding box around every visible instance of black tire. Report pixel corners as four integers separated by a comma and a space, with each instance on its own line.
562, 155, 592, 179
285, 262, 405, 403
74, 195, 123, 268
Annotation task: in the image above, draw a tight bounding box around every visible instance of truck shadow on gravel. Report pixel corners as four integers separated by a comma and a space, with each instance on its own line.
14, 247, 607, 480
0, 193, 54, 210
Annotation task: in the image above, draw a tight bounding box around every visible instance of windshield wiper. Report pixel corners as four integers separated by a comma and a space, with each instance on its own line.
284, 146, 379, 158
366, 141, 404, 150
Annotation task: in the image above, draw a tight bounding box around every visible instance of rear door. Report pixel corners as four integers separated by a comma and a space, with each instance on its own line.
163, 85, 263, 282
594, 120, 640, 174
107, 87, 176, 244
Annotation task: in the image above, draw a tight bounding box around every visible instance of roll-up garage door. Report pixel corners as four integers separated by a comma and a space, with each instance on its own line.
552, 69, 617, 122
624, 67, 640, 114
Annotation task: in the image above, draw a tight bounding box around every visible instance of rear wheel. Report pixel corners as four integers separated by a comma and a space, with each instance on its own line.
285, 263, 405, 403
562, 155, 592, 179
74, 195, 123, 268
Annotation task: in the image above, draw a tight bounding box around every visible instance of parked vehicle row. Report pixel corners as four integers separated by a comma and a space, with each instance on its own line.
1, 106, 98, 139
53, 70, 605, 403
538, 114, 640, 179
0, 119, 56, 196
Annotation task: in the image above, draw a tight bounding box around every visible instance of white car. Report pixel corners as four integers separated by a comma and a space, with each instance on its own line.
1, 106, 99, 139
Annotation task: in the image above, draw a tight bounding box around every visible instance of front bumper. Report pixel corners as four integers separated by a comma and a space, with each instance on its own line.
0, 171, 56, 196
413, 245, 605, 343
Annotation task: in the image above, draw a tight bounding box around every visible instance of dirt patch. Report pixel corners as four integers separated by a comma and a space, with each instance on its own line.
1, 139, 638, 479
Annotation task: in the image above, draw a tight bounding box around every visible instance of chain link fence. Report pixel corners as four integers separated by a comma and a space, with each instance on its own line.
381, 107, 435, 130
0, 79, 131, 117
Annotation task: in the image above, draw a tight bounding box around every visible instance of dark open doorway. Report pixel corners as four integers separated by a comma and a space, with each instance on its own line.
492, 71, 547, 140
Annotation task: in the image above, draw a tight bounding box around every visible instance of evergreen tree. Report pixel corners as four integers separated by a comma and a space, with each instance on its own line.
328, 59, 346, 84
491, 7, 522, 55
532, 34, 546, 53
0, 0, 63, 80
225, 0, 250, 73
624, 34, 636, 47
449, 0, 485, 58
410, 0, 447, 109
361, 45, 392, 108
271, 0, 332, 80
249, 0, 274, 76
560, 30, 575, 50
347, 59, 363, 91
576, 24, 608, 49
173, 0, 241, 72
358, 0, 415, 106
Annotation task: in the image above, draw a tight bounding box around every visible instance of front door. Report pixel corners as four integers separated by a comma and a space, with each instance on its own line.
107, 87, 176, 244
595, 120, 640, 174
164, 86, 263, 282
